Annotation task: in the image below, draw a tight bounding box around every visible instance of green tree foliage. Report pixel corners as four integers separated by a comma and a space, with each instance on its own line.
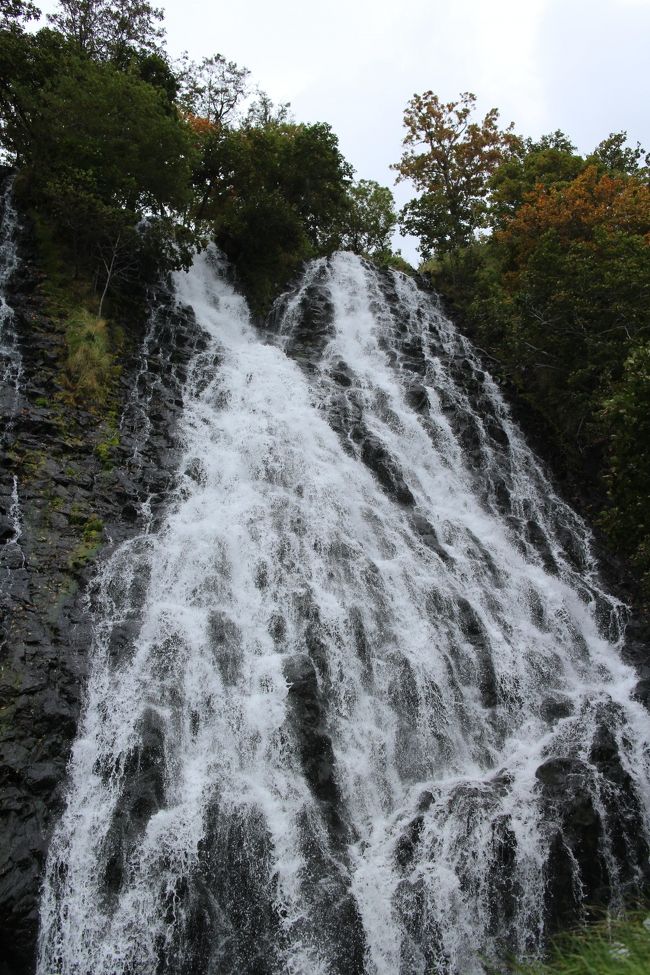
601, 343, 650, 590
589, 131, 649, 176
488, 131, 585, 224
126, 49, 179, 105
485, 164, 650, 442
2, 33, 191, 208
0, 24, 194, 309
0, 0, 407, 323
0, 0, 40, 29
393, 90, 518, 257
341, 179, 397, 256
47, 0, 165, 61
189, 118, 353, 310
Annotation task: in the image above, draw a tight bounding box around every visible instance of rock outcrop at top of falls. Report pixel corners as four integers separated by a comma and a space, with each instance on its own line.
1, 189, 650, 975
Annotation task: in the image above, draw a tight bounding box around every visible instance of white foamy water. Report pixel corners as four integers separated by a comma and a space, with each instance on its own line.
38, 250, 650, 975
0, 178, 23, 436
0, 180, 25, 590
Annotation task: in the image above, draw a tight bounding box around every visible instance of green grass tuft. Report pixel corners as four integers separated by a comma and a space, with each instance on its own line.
514, 915, 650, 975
63, 308, 114, 404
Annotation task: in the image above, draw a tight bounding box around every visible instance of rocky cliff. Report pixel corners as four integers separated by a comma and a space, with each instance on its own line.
0, 182, 205, 975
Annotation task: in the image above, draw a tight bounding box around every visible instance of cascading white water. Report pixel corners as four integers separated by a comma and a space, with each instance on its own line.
0, 180, 25, 589
37, 249, 650, 975
0, 178, 23, 436
117, 288, 196, 533
1, 474, 24, 594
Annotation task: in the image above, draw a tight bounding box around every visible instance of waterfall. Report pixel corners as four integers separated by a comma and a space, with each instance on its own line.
0, 178, 23, 438
37, 249, 650, 975
117, 288, 197, 532
0, 180, 25, 593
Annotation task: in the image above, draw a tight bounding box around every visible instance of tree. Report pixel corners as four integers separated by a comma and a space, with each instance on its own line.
341, 179, 396, 256
0, 27, 72, 162
494, 165, 650, 428
452, 159, 650, 581
0, 0, 40, 29
488, 132, 585, 225
601, 342, 650, 589
127, 49, 179, 106
393, 90, 518, 257
243, 89, 291, 128
589, 131, 649, 177
0, 27, 194, 309
1, 33, 192, 210
415, 103, 650, 595
496, 164, 650, 261
188, 119, 353, 310
47, 0, 165, 60
528, 130, 577, 154
177, 53, 250, 126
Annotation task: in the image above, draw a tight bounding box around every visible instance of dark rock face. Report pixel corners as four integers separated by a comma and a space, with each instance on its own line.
536, 732, 650, 934
0, 193, 203, 974
537, 756, 610, 925
175, 802, 284, 975
99, 707, 167, 906
284, 651, 342, 835
279, 645, 366, 974
266, 261, 334, 369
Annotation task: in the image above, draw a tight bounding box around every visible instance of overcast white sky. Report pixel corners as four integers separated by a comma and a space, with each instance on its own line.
38, 0, 650, 260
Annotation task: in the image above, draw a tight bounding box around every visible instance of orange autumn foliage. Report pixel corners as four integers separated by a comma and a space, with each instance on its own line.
184, 112, 219, 139
497, 165, 650, 261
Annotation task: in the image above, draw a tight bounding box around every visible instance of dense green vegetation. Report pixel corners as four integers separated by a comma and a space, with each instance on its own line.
190, 116, 355, 310
394, 92, 650, 598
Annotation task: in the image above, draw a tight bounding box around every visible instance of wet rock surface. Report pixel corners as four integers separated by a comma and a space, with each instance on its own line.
0, 195, 202, 974
266, 261, 335, 369
536, 730, 650, 933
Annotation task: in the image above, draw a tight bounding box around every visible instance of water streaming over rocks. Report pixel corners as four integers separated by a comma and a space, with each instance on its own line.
0, 180, 25, 596
0, 178, 23, 439
37, 249, 650, 974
